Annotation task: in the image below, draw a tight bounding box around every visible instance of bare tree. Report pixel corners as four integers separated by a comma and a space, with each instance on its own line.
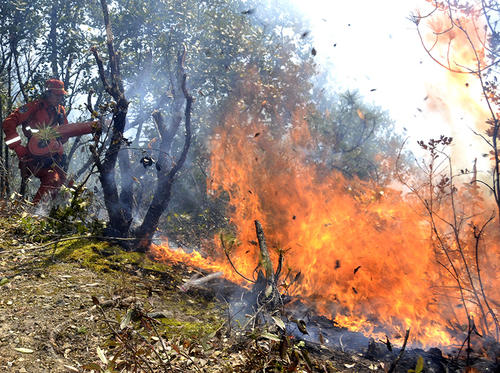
412, 0, 500, 220
90, 0, 192, 250
403, 0, 500, 351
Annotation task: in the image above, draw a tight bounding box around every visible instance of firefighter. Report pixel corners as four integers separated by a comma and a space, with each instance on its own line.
2, 78, 70, 204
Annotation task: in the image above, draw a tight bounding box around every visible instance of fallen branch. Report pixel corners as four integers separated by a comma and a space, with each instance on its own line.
178, 271, 223, 292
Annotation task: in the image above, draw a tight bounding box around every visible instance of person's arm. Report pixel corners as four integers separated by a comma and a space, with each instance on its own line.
1, 102, 36, 158
58, 105, 71, 143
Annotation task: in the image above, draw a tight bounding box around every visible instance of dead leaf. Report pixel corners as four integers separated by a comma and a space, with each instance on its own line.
272, 315, 286, 330
120, 308, 133, 329
14, 347, 34, 354
296, 319, 308, 334
261, 332, 281, 342
96, 346, 107, 364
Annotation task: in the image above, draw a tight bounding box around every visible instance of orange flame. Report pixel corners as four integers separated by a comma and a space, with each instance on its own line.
203, 99, 500, 347
150, 1, 499, 350
151, 70, 499, 349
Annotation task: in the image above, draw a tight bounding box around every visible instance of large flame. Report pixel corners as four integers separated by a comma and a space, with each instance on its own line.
151, 0, 499, 350
202, 101, 499, 347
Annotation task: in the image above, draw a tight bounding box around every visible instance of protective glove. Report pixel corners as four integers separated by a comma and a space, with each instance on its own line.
13, 144, 28, 158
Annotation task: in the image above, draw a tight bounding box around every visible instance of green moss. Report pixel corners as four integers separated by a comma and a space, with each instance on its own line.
159, 317, 222, 339
48, 239, 174, 275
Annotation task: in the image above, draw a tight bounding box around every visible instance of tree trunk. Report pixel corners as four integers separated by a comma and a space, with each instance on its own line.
49, 3, 59, 77
133, 58, 192, 250
92, 0, 131, 238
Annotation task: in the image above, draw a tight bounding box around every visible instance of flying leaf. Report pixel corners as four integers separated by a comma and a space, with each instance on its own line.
241, 8, 255, 15
357, 109, 365, 120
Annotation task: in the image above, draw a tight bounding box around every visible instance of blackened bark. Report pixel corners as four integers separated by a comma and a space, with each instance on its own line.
118, 145, 134, 224
91, 0, 131, 238
133, 51, 192, 250
255, 220, 274, 285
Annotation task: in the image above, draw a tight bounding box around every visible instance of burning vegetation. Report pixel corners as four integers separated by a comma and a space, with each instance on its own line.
0, 0, 499, 370
153, 0, 500, 362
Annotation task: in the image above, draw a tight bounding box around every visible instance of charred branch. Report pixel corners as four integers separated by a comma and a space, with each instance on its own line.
241, 221, 283, 327
220, 233, 255, 284
133, 45, 192, 250
387, 328, 410, 373
255, 220, 274, 285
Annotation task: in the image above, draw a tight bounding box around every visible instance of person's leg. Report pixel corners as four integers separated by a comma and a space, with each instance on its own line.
32, 166, 66, 204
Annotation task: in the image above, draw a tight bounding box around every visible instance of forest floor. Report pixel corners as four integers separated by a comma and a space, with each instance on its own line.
0, 204, 497, 373
0, 204, 386, 373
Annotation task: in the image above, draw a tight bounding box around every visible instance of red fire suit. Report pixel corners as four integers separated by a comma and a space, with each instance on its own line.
2, 99, 69, 203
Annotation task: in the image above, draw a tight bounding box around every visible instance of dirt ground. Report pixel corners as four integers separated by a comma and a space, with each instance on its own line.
0, 208, 227, 372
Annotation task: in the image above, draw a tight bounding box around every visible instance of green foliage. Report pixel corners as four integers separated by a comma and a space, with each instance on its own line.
12, 186, 103, 241
48, 185, 104, 235
308, 90, 407, 182
1, 0, 412, 249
